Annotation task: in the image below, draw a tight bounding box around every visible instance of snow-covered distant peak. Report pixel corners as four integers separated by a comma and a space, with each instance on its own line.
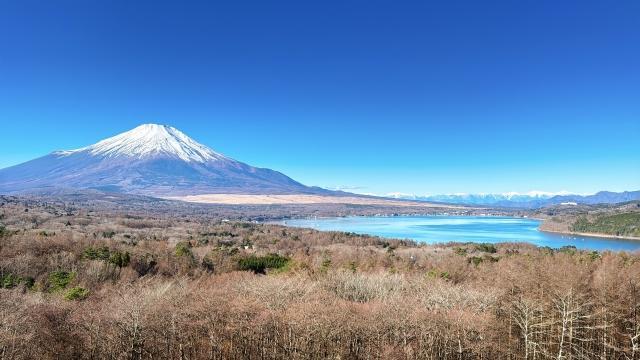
58, 124, 227, 163
386, 192, 415, 199
381, 190, 587, 206
426, 190, 576, 199
502, 190, 573, 199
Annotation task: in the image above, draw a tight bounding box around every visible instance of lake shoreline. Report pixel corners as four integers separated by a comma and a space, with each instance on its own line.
273, 212, 528, 223
540, 229, 640, 241
282, 215, 640, 251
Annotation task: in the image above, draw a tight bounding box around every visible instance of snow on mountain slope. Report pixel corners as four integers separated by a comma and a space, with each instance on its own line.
56, 124, 226, 163
0, 124, 330, 196
388, 191, 571, 202
387, 191, 640, 208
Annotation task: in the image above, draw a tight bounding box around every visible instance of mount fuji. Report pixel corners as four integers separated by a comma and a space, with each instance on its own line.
0, 124, 330, 196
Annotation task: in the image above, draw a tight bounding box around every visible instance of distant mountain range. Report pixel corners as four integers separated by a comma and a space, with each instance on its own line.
0, 124, 332, 197
388, 191, 640, 208
1, 124, 637, 208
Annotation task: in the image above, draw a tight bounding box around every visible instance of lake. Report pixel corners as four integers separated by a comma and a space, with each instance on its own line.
281, 216, 640, 251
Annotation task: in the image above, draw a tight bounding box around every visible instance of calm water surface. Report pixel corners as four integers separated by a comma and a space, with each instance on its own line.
281, 216, 640, 251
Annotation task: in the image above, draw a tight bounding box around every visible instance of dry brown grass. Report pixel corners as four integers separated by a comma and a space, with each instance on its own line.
1, 196, 640, 359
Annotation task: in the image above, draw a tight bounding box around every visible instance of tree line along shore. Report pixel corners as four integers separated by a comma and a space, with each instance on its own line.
537, 202, 640, 240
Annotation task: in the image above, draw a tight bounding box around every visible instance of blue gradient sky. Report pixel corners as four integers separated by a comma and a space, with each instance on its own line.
1, 0, 638, 195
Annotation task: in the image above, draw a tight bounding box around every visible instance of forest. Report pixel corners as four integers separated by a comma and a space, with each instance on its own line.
1, 196, 640, 359
572, 212, 640, 238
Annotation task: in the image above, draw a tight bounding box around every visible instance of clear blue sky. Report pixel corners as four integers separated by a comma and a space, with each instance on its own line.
1, 0, 638, 195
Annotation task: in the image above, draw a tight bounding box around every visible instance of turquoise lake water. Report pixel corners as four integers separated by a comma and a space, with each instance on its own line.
281, 216, 640, 251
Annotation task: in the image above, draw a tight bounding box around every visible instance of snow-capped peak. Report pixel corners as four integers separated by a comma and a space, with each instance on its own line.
58, 124, 226, 163
381, 190, 584, 203
500, 190, 575, 199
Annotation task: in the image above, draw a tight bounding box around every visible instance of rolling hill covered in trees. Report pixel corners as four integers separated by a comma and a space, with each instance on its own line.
571, 212, 640, 237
